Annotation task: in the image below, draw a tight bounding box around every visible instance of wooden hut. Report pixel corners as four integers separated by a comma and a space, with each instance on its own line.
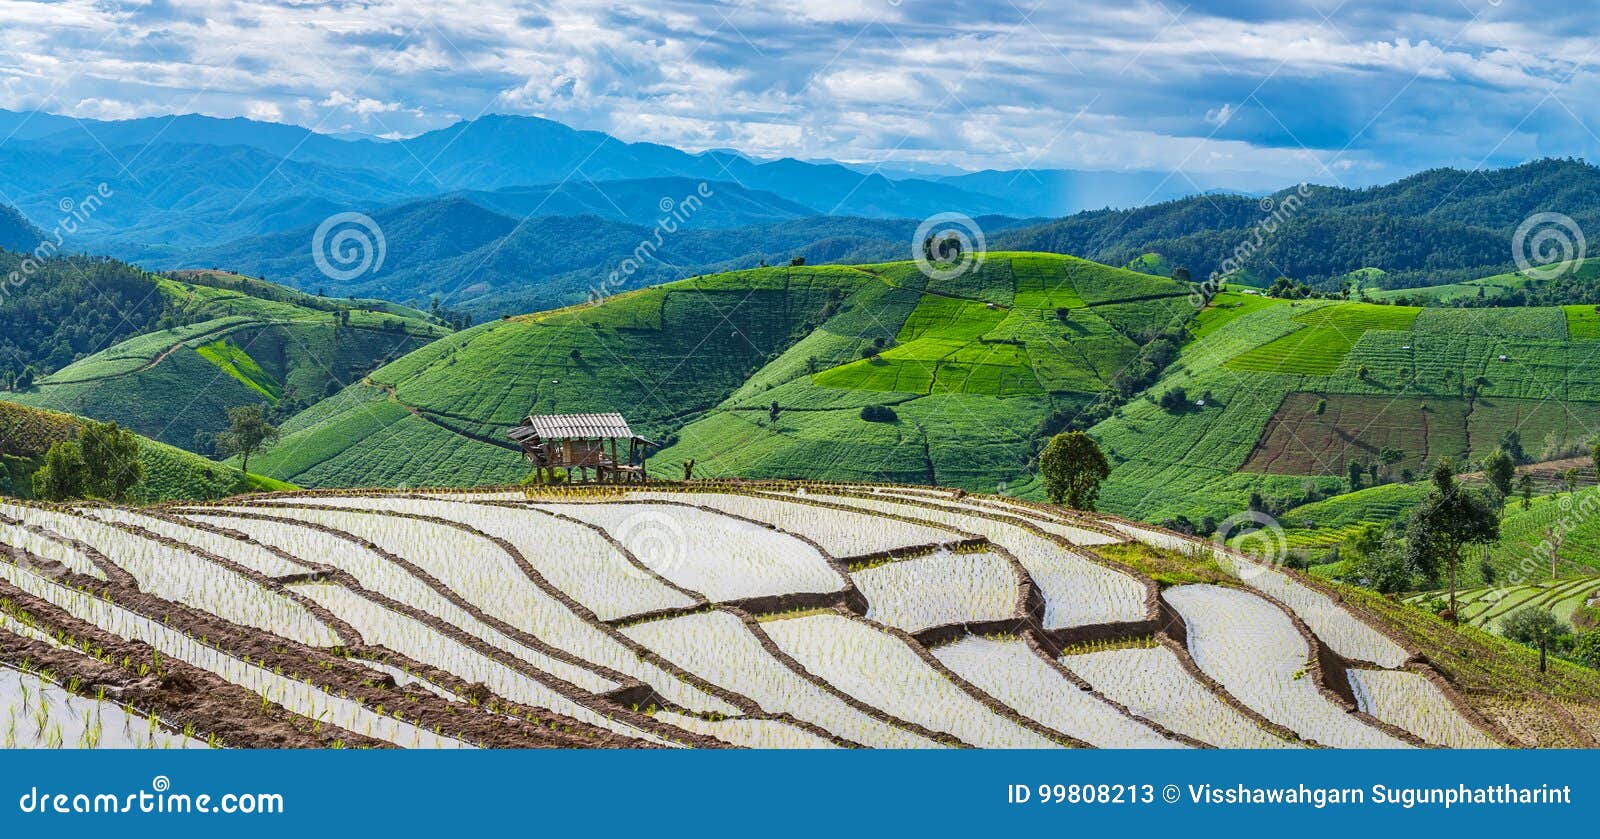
506, 412, 657, 484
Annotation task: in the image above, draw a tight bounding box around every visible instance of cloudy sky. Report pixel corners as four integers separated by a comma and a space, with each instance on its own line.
0, 0, 1595, 185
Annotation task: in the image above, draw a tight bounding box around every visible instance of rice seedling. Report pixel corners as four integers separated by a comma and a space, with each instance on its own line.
82, 508, 310, 577
1164, 584, 1410, 749
3, 503, 338, 647
534, 502, 844, 602
850, 551, 1017, 633
932, 636, 1179, 748
628, 491, 960, 558
255, 496, 693, 620
292, 583, 669, 744
770, 490, 1147, 629
0, 557, 468, 749
185, 506, 734, 715
1347, 668, 1501, 749
1064, 644, 1295, 749
761, 612, 1062, 748
651, 711, 840, 749
623, 609, 942, 748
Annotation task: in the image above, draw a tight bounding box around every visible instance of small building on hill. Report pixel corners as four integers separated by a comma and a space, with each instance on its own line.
506, 412, 657, 484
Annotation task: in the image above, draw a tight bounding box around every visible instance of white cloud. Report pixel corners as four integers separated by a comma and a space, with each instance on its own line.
0, 0, 1591, 183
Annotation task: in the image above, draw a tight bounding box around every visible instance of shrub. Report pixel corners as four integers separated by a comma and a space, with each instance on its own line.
859, 405, 898, 423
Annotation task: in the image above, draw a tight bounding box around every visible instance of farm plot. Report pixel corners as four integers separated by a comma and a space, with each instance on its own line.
0, 659, 206, 749
878, 490, 1125, 546
1207, 549, 1410, 667
2, 503, 339, 648
533, 502, 844, 603
624, 609, 941, 748
1164, 584, 1411, 748
651, 711, 838, 749
933, 636, 1179, 748
1065, 645, 1292, 749
252, 496, 695, 620
193, 505, 735, 715
773, 489, 1149, 629
291, 583, 667, 744
82, 507, 309, 577
628, 492, 961, 559
1243, 393, 1469, 477
0, 520, 106, 579
178, 511, 619, 694
851, 550, 1019, 633
0, 555, 470, 749
762, 613, 1063, 748
1226, 304, 1420, 375
1347, 668, 1500, 749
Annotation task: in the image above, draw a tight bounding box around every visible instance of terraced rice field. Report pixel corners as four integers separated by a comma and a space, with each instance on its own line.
0, 483, 1512, 749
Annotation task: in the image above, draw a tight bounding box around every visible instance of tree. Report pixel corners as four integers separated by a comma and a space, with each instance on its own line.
1501, 607, 1570, 673
1157, 387, 1188, 412
768, 400, 782, 424
859, 405, 897, 423
216, 404, 279, 478
1592, 439, 1600, 483
1483, 448, 1515, 498
1358, 545, 1419, 594
1573, 630, 1600, 670
1518, 473, 1535, 510
1499, 429, 1526, 464
32, 421, 144, 502
32, 440, 87, 501
1406, 459, 1501, 623
1346, 459, 1364, 491
1038, 432, 1111, 510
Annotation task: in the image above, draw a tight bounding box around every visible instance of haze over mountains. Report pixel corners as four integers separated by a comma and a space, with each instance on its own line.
3, 108, 1600, 321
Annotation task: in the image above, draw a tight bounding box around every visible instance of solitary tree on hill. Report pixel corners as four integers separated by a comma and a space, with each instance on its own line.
217, 404, 280, 479
1406, 459, 1501, 624
1502, 606, 1569, 673
1039, 432, 1111, 511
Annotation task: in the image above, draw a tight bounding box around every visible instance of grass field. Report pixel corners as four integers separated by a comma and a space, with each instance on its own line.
0, 399, 291, 501
1226, 303, 1421, 375
255, 254, 1193, 493
9, 274, 445, 450
1084, 288, 1599, 522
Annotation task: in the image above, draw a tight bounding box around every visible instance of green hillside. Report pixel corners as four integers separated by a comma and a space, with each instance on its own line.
1083, 290, 1600, 523
248, 253, 1196, 490
7, 271, 450, 451
0, 399, 292, 501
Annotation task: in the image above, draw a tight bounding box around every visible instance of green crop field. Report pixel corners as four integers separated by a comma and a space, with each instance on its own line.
1225, 302, 1421, 375
251, 253, 1193, 492
8, 275, 446, 450
0, 399, 291, 501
